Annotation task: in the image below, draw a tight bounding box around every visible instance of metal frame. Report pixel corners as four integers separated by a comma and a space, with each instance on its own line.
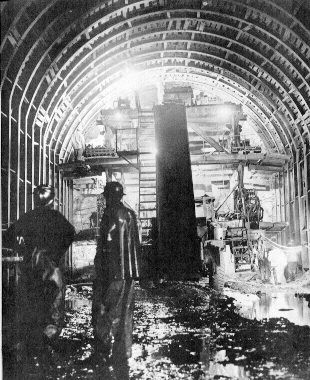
1, 0, 309, 265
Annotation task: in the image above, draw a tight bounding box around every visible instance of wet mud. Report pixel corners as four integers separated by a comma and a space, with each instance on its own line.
225, 289, 310, 326
132, 283, 310, 380
3, 282, 310, 379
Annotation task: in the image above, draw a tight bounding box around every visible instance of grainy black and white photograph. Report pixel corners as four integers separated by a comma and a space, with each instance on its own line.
1, 0, 310, 379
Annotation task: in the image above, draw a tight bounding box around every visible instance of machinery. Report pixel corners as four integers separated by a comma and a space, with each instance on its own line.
234, 187, 264, 229
199, 164, 265, 290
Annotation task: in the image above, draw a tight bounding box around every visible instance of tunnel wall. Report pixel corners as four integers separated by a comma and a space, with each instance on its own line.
1, 0, 309, 266
282, 150, 310, 269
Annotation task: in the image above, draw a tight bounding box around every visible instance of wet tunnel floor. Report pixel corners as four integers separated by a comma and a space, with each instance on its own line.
5, 282, 310, 379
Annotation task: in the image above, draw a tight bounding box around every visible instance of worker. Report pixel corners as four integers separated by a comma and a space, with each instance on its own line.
92, 181, 140, 362
71, 126, 86, 161
89, 211, 98, 228
202, 194, 215, 222
104, 126, 116, 150
284, 240, 300, 282
267, 242, 288, 285
202, 194, 215, 240
3, 185, 75, 360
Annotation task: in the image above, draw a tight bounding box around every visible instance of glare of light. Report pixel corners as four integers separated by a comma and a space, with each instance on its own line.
117, 68, 140, 93
144, 143, 157, 156
115, 67, 158, 94
217, 105, 232, 122
115, 111, 123, 120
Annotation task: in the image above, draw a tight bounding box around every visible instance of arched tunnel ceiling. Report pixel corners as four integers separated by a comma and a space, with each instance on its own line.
1, 0, 310, 165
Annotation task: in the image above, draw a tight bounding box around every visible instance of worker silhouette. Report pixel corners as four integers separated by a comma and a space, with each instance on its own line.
3, 185, 75, 362
92, 181, 140, 362
72, 127, 86, 162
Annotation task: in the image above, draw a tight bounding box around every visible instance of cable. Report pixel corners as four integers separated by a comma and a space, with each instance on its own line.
260, 234, 302, 252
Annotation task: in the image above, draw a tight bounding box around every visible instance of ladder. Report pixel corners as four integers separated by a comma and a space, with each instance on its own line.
138, 110, 156, 242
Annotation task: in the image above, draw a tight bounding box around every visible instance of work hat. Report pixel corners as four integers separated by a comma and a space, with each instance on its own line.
33, 184, 55, 206
103, 181, 125, 197
202, 193, 215, 202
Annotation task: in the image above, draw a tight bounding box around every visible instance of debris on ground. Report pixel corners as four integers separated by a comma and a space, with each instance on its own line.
3, 280, 310, 379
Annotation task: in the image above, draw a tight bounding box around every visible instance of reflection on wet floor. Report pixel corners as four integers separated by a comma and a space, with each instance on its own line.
132, 333, 250, 380
200, 339, 250, 380
65, 296, 92, 310
5, 283, 310, 379
131, 288, 253, 379
132, 284, 310, 379
225, 289, 310, 326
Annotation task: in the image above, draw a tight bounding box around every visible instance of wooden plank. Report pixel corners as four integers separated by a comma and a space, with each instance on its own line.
191, 153, 289, 169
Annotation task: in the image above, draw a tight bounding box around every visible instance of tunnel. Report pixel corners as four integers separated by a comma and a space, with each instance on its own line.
1, 0, 310, 379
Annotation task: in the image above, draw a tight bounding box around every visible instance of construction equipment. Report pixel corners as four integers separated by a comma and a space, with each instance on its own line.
200, 163, 266, 289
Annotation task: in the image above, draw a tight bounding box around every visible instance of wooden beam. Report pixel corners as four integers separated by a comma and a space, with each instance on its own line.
189, 124, 229, 153
191, 153, 289, 167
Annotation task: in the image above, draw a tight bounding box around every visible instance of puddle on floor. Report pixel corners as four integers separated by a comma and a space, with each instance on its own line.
65, 284, 92, 310
132, 328, 250, 379
4, 283, 310, 379
225, 289, 310, 326
65, 297, 92, 310
171, 335, 250, 380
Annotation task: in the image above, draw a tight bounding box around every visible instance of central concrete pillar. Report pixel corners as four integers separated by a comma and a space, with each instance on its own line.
154, 103, 200, 280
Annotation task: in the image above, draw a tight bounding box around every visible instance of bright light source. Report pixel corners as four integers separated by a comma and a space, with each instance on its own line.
115, 111, 122, 120
115, 67, 158, 95
217, 105, 232, 122
145, 143, 157, 156
116, 67, 140, 93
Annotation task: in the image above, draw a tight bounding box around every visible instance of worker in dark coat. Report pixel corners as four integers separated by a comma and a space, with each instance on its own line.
92, 181, 140, 361
3, 185, 75, 358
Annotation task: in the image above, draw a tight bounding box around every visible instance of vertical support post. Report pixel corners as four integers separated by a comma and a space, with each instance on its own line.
52, 149, 56, 190
69, 180, 74, 280
154, 103, 200, 280
292, 151, 301, 245
287, 163, 294, 241
296, 147, 309, 270
274, 174, 278, 223
275, 174, 282, 244
31, 123, 35, 210
56, 167, 61, 211
301, 145, 309, 269
61, 176, 65, 216
278, 171, 286, 244
42, 134, 46, 184
39, 128, 42, 184
64, 180, 68, 218
16, 118, 21, 220
283, 164, 290, 244
305, 144, 310, 267
24, 113, 28, 214
7, 105, 12, 226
